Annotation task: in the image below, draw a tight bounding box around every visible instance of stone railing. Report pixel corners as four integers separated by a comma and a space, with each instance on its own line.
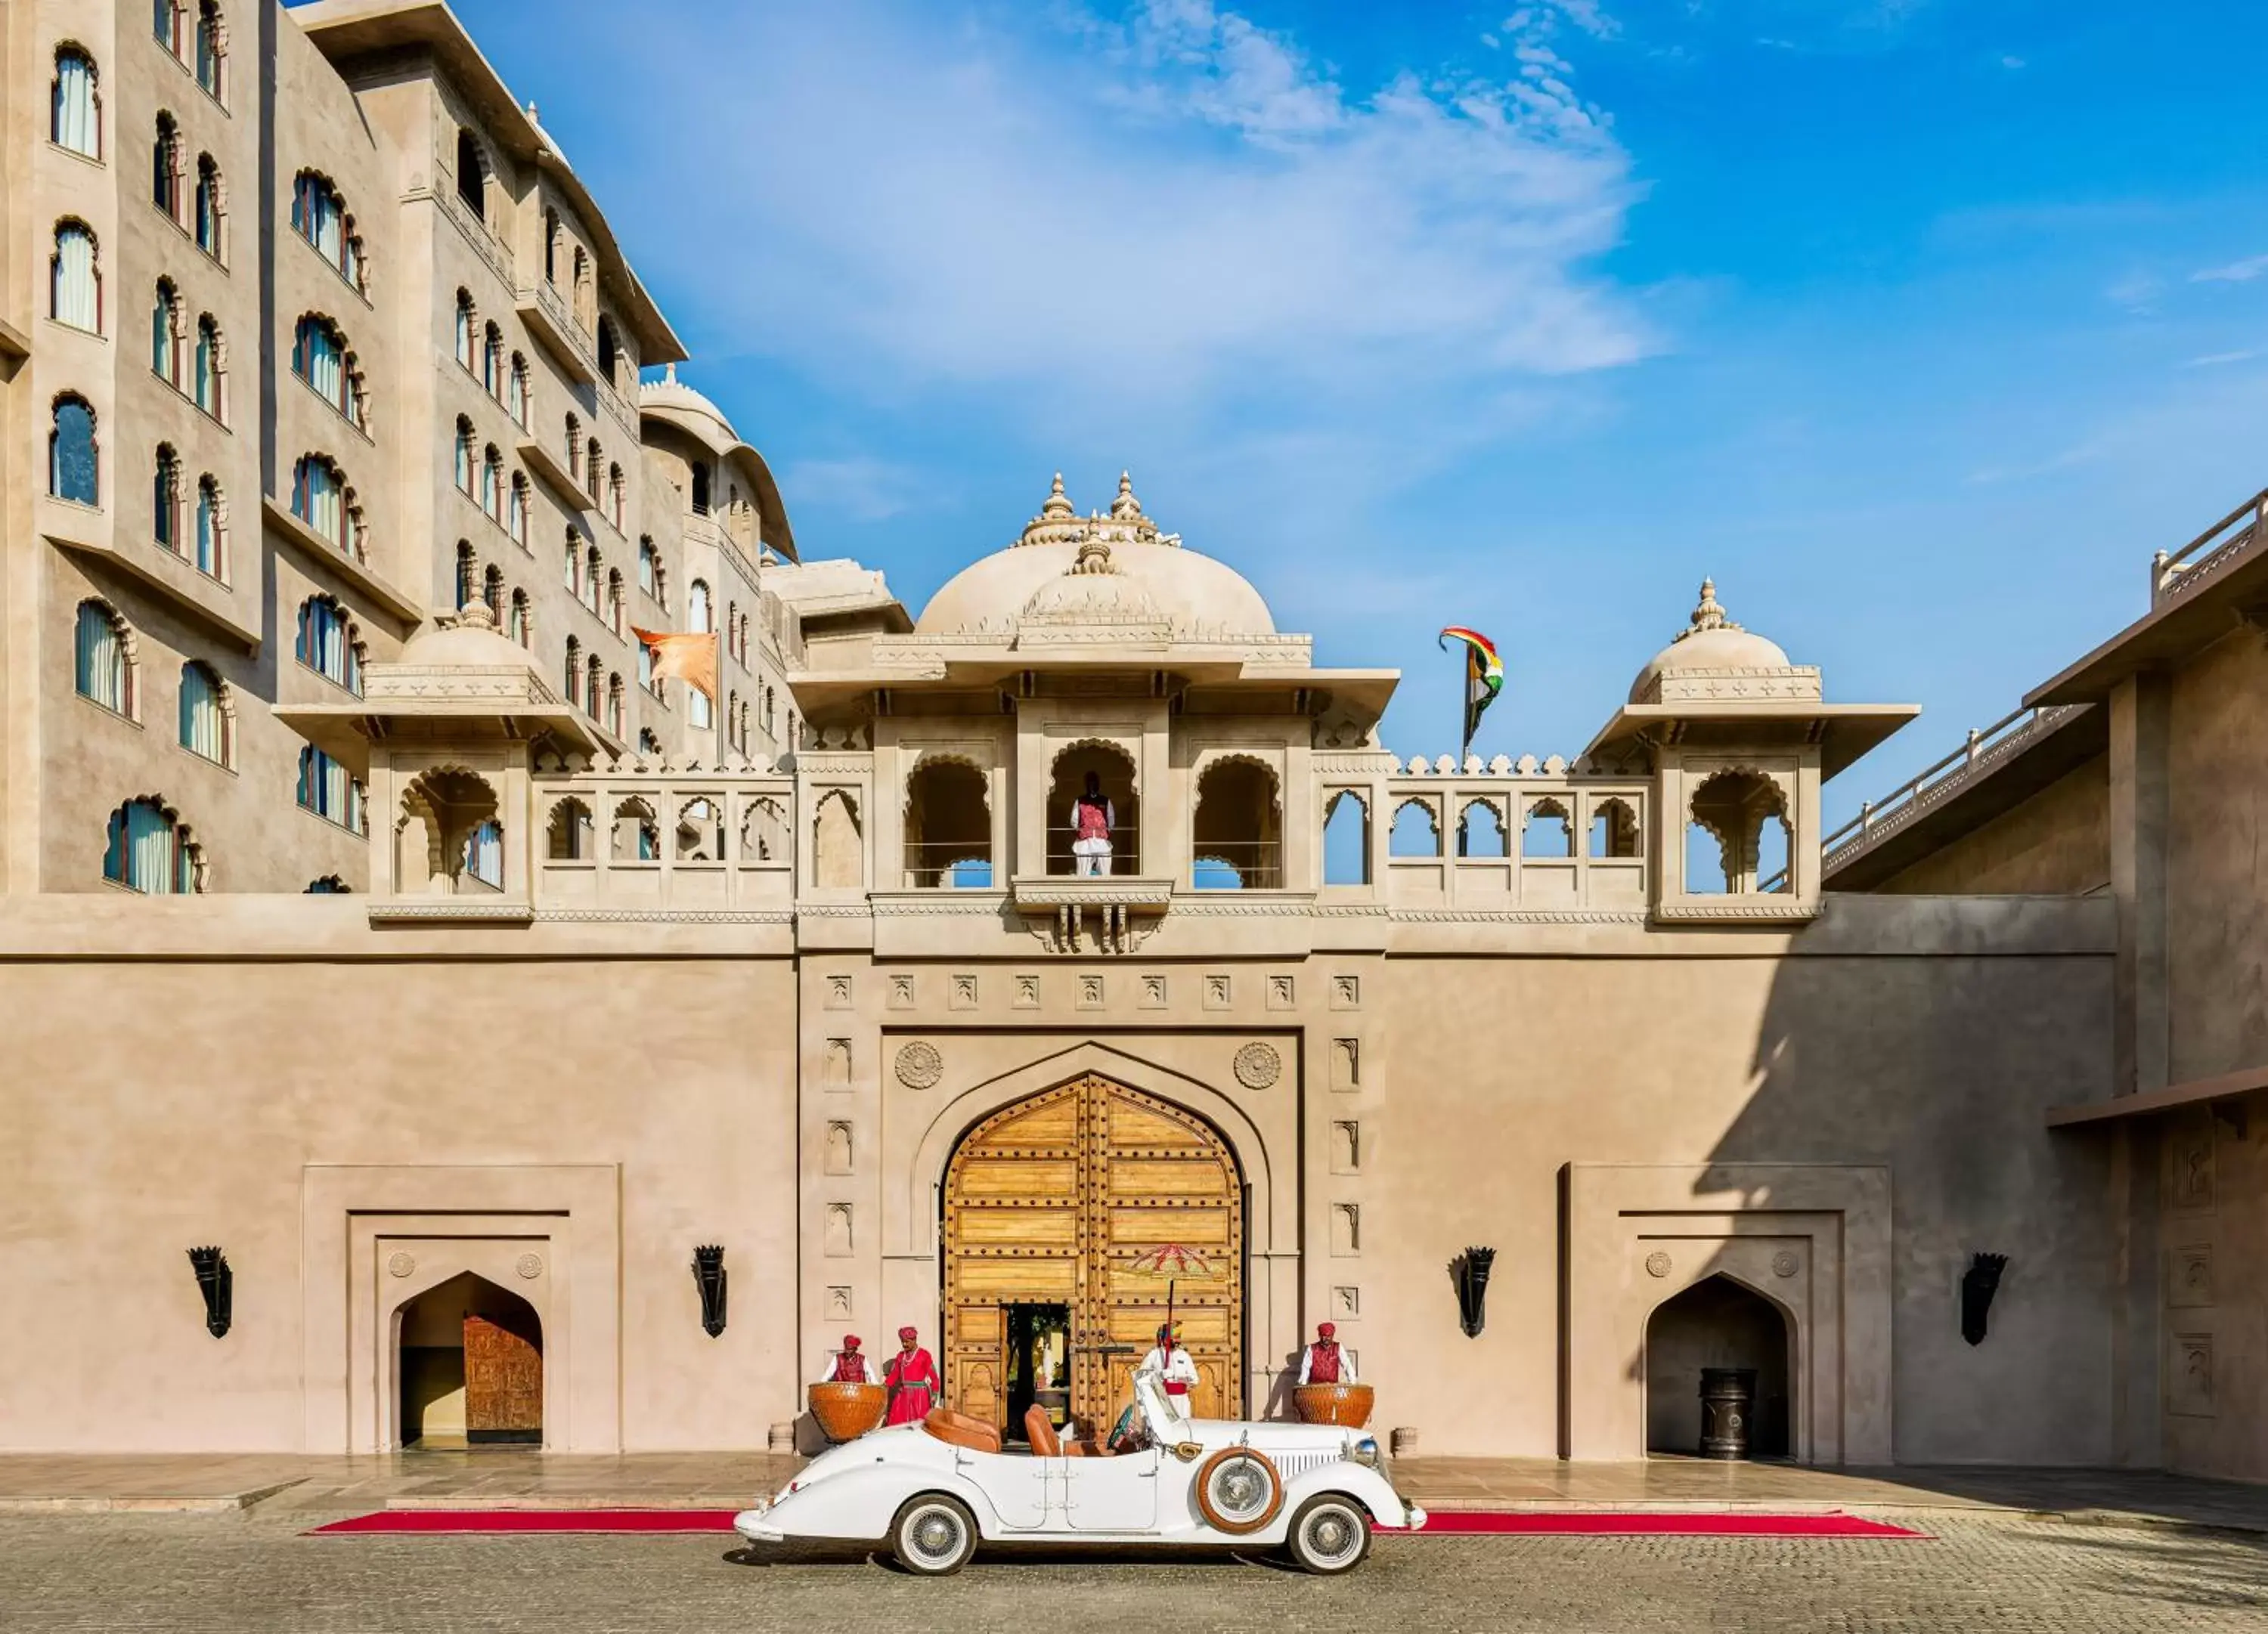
1349, 754, 1651, 915
1821, 704, 2088, 875
2152, 484, 2268, 608
529, 758, 793, 915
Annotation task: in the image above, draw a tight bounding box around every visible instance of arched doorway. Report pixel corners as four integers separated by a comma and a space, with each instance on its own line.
1644, 1274, 1791, 1458
396, 1272, 544, 1448
942, 1075, 1242, 1437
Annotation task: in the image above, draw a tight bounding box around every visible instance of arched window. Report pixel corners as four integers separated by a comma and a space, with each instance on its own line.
584, 654, 603, 720
612, 797, 658, 861
1520, 798, 1573, 859
297, 746, 365, 832
194, 474, 225, 578
638, 728, 662, 755
178, 661, 229, 765
606, 568, 624, 636
104, 797, 201, 893
1589, 797, 1641, 859
596, 315, 618, 383
655, 563, 670, 613
903, 758, 991, 888
193, 153, 222, 257
1191, 758, 1282, 888
1322, 791, 1371, 885
763, 686, 776, 738
1686, 769, 1792, 896
291, 171, 360, 286
194, 2, 225, 101
563, 634, 582, 705
151, 113, 182, 220
637, 535, 656, 594
292, 314, 356, 420
482, 565, 503, 620
150, 279, 180, 382
565, 413, 581, 476
291, 453, 349, 549
453, 416, 473, 494
454, 289, 474, 368
51, 221, 100, 331
51, 395, 98, 504
1452, 799, 1507, 857
153, 444, 182, 552
454, 127, 485, 219
454, 540, 476, 608
507, 474, 528, 544
562, 534, 580, 595
583, 546, 602, 611
677, 798, 724, 861
547, 797, 594, 860
74, 600, 132, 715
608, 463, 624, 529
584, 438, 602, 502
571, 246, 592, 330
52, 47, 101, 159
689, 462, 711, 515
688, 682, 713, 729
606, 673, 624, 738
153, 2, 185, 54
507, 588, 531, 646
191, 314, 222, 417
507, 353, 529, 427
689, 579, 711, 632
481, 445, 502, 517
305, 875, 350, 894
1390, 798, 1441, 857
482, 320, 503, 396
295, 595, 363, 693
726, 600, 740, 662
1045, 742, 1136, 876
544, 208, 560, 286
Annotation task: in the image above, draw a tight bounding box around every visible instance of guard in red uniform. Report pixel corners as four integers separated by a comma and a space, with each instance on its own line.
1297, 1320, 1356, 1384
882, 1325, 939, 1425
818, 1333, 875, 1385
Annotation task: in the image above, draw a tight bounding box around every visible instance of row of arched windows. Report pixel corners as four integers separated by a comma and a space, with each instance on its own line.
151, 113, 225, 261
453, 290, 530, 427
293, 313, 367, 431
559, 636, 628, 736
560, 418, 628, 531
74, 599, 232, 768
149, 279, 226, 420
153, 2, 228, 104
561, 534, 626, 634
290, 453, 365, 562
546, 795, 786, 865
454, 417, 528, 543
151, 444, 226, 578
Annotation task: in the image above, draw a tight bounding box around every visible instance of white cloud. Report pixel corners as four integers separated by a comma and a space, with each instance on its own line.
2192, 254, 2268, 284
606, 1, 1646, 414
1999, 54, 2025, 70
2184, 348, 2264, 369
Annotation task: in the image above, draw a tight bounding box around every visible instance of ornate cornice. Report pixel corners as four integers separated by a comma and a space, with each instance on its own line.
1652, 901, 1820, 922
367, 900, 535, 924
534, 907, 794, 924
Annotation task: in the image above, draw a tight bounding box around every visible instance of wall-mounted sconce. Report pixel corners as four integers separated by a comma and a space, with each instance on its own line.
1960, 1252, 2006, 1346
187, 1246, 231, 1338
692, 1244, 727, 1338
1449, 1246, 1496, 1338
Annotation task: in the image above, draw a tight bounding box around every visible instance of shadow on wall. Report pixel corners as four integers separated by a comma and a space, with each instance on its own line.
1668, 924, 2118, 1467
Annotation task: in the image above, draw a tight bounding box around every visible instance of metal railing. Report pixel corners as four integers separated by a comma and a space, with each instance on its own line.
1822, 703, 2087, 869
2151, 486, 2268, 608
1191, 841, 1284, 890
902, 842, 993, 889
1043, 822, 1143, 877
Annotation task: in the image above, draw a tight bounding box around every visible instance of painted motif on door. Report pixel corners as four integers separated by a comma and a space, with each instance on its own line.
943, 1075, 1243, 1434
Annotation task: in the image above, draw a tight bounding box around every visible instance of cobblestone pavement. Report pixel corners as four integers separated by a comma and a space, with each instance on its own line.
5, 1512, 2267, 1634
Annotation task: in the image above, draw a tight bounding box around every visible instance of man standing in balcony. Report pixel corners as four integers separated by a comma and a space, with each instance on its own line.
1072, 771, 1116, 876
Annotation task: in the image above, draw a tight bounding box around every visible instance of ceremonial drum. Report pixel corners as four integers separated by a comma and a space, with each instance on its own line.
1292, 1383, 1375, 1428
807, 1382, 888, 1443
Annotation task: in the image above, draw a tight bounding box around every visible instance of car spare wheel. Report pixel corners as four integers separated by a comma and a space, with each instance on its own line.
1285, 1493, 1371, 1574
890, 1493, 978, 1576
1193, 1447, 1284, 1534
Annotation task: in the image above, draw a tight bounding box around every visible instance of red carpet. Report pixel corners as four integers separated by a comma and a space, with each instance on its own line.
1387, 1511, 1927, 1538
311, 1507, 1926, 1539
309, 1509, 742, 1534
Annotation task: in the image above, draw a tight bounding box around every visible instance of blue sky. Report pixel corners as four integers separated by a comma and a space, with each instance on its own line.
448, 0, 2268, 815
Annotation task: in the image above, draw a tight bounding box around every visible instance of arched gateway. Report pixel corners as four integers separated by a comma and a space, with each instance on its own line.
942, 1075, 1243, 1436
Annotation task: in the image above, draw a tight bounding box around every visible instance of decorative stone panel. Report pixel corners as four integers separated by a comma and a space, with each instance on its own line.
894, 1041, 943, 1090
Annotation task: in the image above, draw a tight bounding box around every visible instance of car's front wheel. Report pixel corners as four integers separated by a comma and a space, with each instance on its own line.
1285, 1494, 1371, 1575
890, 1493, 978, 1576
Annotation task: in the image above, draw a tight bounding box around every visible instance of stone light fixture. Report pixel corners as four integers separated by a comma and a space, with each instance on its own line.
692, 1244, 728, 1338
1960, 1252, 2007, 1346
1450, 1246, 1496, 1338
187, 1246, 231, 1338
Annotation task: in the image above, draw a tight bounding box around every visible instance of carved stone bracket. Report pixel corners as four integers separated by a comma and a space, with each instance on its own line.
1010, 876, 1173, 954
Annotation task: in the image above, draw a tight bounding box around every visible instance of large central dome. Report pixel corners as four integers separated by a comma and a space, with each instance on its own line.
914, 474, 1276, 639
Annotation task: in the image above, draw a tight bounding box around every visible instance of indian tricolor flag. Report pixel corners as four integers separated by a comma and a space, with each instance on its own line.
632, 627, 719, 702
1437, 626, 1504, 751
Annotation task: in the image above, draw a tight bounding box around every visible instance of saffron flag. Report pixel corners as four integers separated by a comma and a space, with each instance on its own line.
1437, 626, 1504, 752
632, 627, 719, 702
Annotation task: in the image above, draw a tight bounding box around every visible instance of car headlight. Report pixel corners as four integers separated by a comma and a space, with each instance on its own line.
1347, 1436, 1381, 1469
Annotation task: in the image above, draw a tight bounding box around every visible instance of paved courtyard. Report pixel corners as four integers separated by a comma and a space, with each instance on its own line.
5, 1509, 2266, 1634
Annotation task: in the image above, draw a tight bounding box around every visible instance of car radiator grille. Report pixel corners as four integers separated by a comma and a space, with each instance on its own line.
1272, 1452, 1343, 1481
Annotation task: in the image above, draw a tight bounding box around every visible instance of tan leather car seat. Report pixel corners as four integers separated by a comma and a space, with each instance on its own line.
1023, 1404, 1062, 1457
922, 1407, 1003, 1455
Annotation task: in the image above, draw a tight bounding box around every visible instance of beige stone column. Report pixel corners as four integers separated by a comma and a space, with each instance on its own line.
2108, 673, 2171, 1096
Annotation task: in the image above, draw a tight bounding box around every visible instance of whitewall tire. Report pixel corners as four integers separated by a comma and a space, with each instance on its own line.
1286, 1494, 1371, 1575
890, 1493, 978, 1576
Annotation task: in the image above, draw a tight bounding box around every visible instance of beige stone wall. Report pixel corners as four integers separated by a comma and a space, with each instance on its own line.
0, 937, 800, 1451
2156, 1097, 2266, 1478
1876, 758, 2110, 897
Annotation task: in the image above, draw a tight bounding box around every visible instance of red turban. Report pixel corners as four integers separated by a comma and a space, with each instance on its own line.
898, 1326, 919, 1342
1317, 1323, 1336, 1339
841, 1334, 861, 1351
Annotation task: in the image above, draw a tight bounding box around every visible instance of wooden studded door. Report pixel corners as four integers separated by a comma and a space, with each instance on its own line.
943, 1075, 1243, 1434
463, 1311, 543, 1444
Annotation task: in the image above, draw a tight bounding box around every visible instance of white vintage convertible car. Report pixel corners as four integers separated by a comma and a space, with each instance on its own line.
736, 1370, 1425, 1575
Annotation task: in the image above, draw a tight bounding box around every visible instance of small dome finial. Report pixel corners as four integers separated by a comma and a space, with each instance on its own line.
1041, 471, 1074, 521
664, 361, 678, 384
1111, 470, 1143, 521
453, 587, 499, 633
1678, 577, 1740, 640
1071, 537, 1115, 575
